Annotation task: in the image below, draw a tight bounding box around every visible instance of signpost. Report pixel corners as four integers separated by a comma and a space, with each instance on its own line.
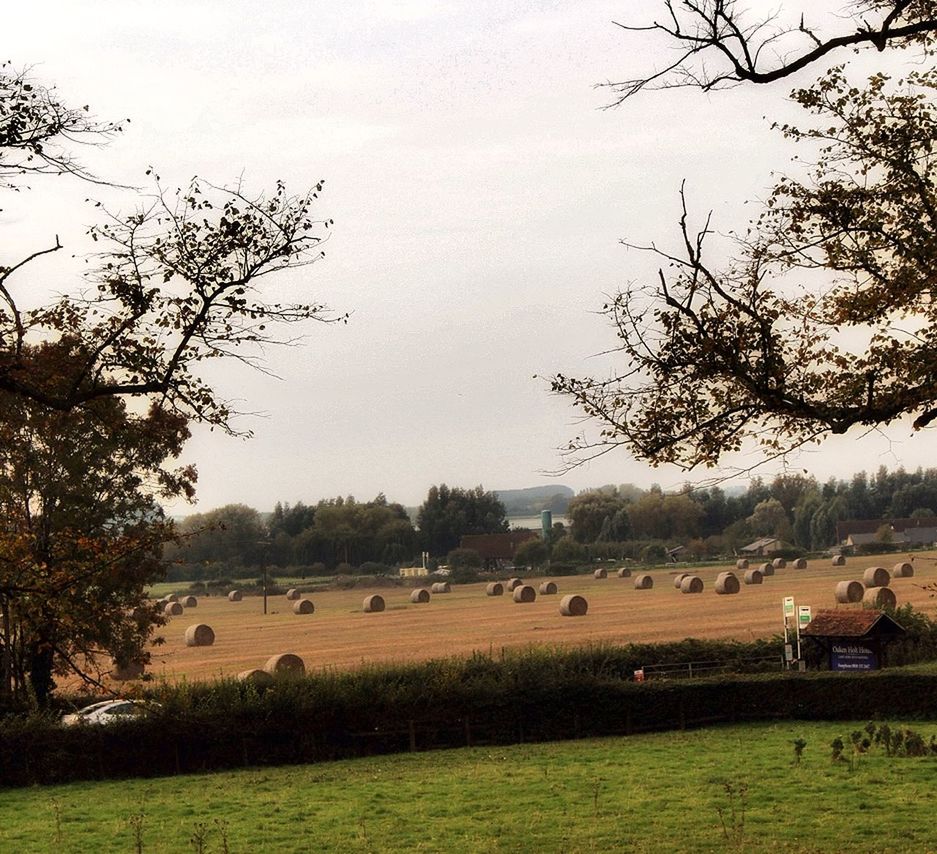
796, 605, 812, 669
782, 598, 811, 669
782, 597, 795, 669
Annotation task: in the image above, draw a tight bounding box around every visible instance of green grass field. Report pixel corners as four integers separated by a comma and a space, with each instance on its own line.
3, 720, 935, 853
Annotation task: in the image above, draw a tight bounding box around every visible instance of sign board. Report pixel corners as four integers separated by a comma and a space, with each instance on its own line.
633, 669, 645, 683
783, 597, 795, 617
797, 605, 812, 628
831, 643, 878, 671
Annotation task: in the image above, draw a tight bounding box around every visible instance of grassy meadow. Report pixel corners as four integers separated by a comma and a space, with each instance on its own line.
3, 720, 936, 853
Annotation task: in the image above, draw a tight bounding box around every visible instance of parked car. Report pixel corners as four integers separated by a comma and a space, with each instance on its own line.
61, 699, 160, 726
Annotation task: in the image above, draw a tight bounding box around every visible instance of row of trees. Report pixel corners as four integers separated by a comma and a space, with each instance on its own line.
566, 467, 937, 552
167, 484, 509, 576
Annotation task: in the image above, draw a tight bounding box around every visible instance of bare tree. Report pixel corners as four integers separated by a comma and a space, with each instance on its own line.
605, 1, 937, 103
553, 2, 937, 470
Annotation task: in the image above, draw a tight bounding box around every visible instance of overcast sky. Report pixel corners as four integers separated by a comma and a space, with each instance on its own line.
6, 1, 932, 512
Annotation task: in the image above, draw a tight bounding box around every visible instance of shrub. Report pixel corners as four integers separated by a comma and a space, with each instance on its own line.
446, 548, 482, 570
358, 561, 391, 576
514, 539, 548, 569
640, 543, 668, 564
449, 566, 481, 584
551, 537, 585, 563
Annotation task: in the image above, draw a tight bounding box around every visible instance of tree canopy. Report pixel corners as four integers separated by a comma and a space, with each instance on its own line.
0, 64, 340, 706
553, 1, 937, 471
416, 485, 509, 557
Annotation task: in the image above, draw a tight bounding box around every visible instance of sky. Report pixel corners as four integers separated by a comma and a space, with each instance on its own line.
6, 1, 934, 513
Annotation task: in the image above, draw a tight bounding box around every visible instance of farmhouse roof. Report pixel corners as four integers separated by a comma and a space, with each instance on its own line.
460, 530, 537, 559
836, 516, 937, 538
740, 537, 780, 552
800, 609, 906, 639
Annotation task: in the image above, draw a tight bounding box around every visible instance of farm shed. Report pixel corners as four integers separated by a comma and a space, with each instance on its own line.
740, 537, 786, 556
800, 610, 905, 672
836, 516, 937, 547
459, 531, 538, 568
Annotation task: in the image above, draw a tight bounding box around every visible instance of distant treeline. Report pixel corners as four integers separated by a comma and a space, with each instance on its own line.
562, 466, 937, 559
164, 466, 937, 579
165, 484, 509, 579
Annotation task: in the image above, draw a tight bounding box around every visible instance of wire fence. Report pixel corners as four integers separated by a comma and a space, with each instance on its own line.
637, 655, 784, 681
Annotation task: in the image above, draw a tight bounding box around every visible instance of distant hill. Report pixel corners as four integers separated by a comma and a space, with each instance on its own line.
494, 485, 574, 517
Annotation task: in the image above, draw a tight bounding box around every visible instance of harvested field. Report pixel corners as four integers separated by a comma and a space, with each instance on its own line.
145, 552, 937, 682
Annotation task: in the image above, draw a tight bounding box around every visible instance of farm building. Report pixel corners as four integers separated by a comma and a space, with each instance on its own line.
460, 531, 538, 568
836, 517, 937, 547
800, 609, 906, 671
740, 537, 788, 556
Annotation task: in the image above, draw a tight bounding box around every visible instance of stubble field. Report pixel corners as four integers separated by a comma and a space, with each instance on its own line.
147, 552, 937, 682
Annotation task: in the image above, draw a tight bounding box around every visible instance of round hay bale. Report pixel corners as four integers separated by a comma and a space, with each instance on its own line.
673, 572, 688, 589
680, 575, 704, 594
792, 558, 808, 570
834, 580, 864, 604
237, 668, 274, 687
863, 586, 897, 609
164, 593, 179, 603
593, 567, 607, 579
486, 582, 504, 596
163, 601, 183, 616
559, 594, 588, 617
181, 595, 197, 608
715, 572, 740, 595
634, 574, 653, 590
111, 660, 144, 681
410, 588, 431, 604
771, 558, 786, 570
431, 582, 451, 594
506, 577, 522, 592
862, 566, 890, 588
743, 569, 764, 585
363, 594, 386, 613
292, 598, 315, 615
892, 561, 914, 578
758, 562, 774, 577
539, 581, 558, 595
831, 554, 846, 567
285, 588, 301, 601
735, 559, 749, 570
617, 567, 632, 578
184, 623, 215, 647
513, 584, 536, 603
227, 590, 242, 602
263, 653, 305, 677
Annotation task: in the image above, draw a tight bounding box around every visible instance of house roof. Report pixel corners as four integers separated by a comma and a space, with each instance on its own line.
800, 609, 906, 639
460, 530, 537, 559
836, 516, 937, 538
740, 537, 780, 552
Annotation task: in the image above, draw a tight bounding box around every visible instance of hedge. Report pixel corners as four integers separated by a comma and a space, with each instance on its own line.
3, 653, 937, 788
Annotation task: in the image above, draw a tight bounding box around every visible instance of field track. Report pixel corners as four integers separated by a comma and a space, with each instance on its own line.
147, 553, 937, 681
